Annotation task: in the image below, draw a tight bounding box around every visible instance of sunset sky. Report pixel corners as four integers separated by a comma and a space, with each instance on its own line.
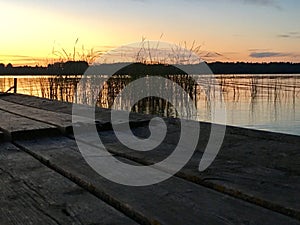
1, 0, 300, 66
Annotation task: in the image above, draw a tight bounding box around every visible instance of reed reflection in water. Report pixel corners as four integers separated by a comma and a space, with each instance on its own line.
0, 74, 299, 135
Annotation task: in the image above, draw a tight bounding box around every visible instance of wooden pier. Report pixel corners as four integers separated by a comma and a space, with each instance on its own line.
0, 93, 299, 225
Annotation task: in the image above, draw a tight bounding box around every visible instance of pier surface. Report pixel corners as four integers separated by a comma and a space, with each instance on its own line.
0, 93, 299, 225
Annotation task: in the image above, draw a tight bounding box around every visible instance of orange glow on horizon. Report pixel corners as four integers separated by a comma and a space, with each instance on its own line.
1, 1, 300, 66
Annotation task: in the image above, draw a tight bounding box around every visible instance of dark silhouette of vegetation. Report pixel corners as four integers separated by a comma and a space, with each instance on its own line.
113, 63, 187, 77
0, 61, 88, 75
1, 61, 300, 75
209, 62, 300, 74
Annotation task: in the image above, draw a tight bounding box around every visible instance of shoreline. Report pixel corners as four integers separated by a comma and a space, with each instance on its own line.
1, 61, 300, 75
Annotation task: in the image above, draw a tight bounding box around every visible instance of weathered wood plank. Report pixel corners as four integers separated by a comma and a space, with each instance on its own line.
0, 142, 139, 225
15, 136, 300, 225
0, 99, 75, 134
2, 94, 299, 143
0, 109, 59, 140
70, 123, 300, 220
0, 96, 152, 132
0, 94, 73, 114
2, 93, 300, 222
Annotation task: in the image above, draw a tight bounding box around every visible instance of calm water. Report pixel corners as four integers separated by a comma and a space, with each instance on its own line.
0, 74, 299, 136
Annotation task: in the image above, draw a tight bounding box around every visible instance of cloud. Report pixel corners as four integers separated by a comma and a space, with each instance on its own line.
0, 54, 34, 58
249, 51, 292, 58
129, 0, 147, 3
277, 34, 291, 38
242, 0, 275, 5
236, 0, 281, 8
232, 0, 281, 9
0, 54, 50, 66
167, 0, 281, 8
0, 54, 44, 61
248, 48, 270, 52
277, 32, 300, 39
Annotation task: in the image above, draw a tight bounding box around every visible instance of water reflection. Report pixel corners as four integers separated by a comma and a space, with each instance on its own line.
0, 74, 299, 135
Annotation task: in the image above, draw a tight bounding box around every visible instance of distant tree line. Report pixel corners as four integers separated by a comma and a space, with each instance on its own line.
114, 63, 188, 77
209, 62, 300, 74
0, 61, 89, 75
1, 61, 300, 75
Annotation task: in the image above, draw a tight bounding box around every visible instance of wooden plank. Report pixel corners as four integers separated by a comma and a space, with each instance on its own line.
71, 123, 300, 220
0, 97, 151, 132
0, 109, 58, 140
0, 99, 75, 134
15, 136, 300, 225
0, 94, 73, 115
0, 142, 138, 225
3, 94, 299, 217
2, 94, 299, 143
